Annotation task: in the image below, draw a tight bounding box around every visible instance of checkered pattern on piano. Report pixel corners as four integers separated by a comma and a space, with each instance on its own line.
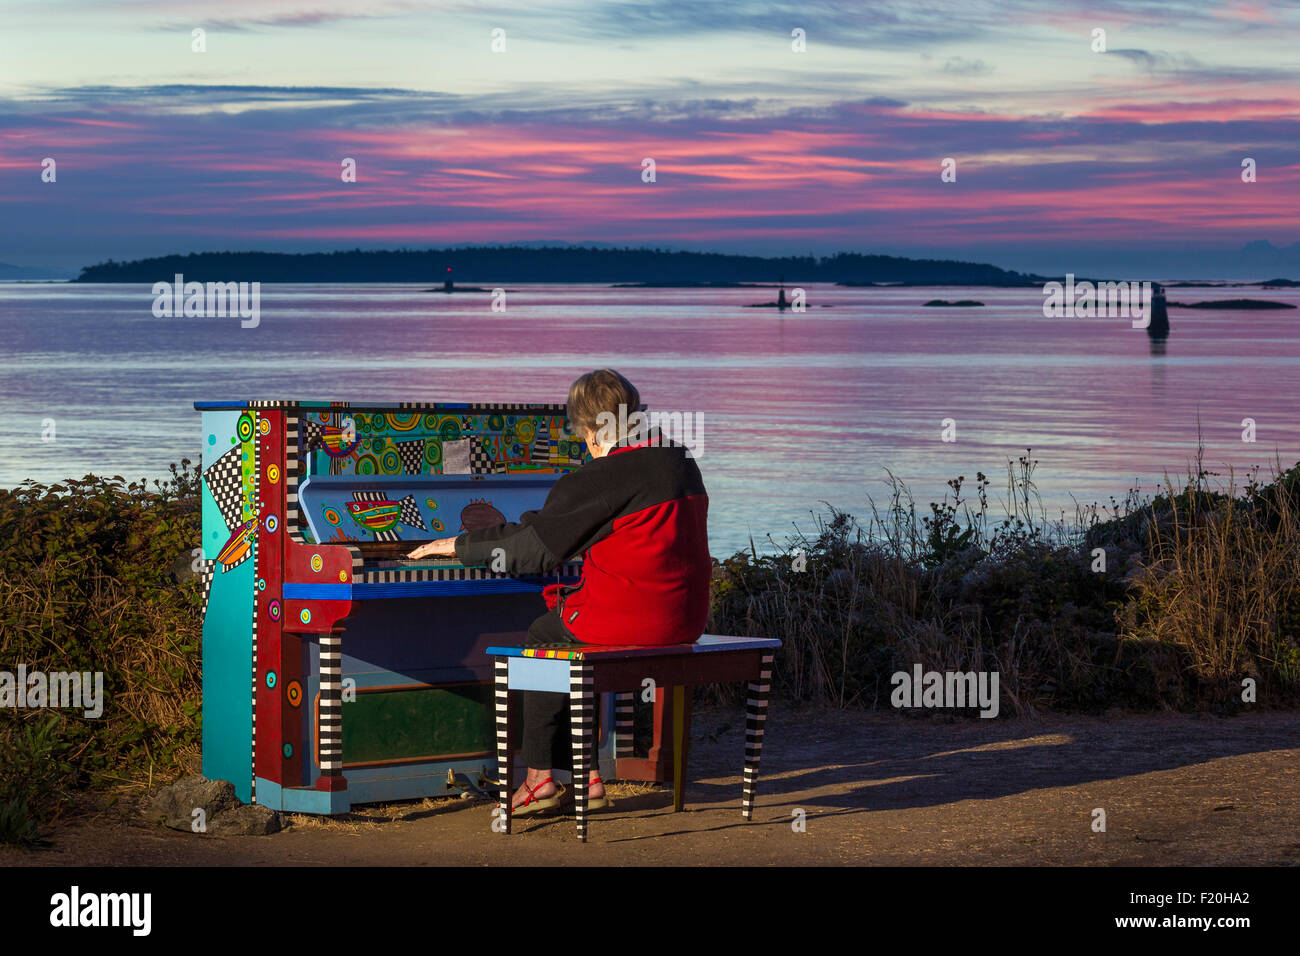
199, 558, 216, 618
204, 443, 245, 532
359, 561, 583, 584
396, 438, 424, 475
285, 413, 307, 543
470, 441, 504, 475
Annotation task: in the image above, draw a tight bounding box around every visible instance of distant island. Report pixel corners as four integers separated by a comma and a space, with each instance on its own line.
1165, 278, 1300, 288
1168, 299, 1297, 310
924, 299, 985, 307
612, 280, 766, 288
73, 246, 1047, 286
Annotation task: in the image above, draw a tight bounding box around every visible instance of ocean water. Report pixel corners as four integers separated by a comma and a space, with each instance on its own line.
1, 281, 1298, 557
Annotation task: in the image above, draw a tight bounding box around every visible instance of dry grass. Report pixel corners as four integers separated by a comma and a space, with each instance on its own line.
1125, 460, 1300, 689
711, 450, 1300, 715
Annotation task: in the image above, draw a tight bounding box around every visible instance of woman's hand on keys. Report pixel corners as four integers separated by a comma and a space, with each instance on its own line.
407, 537, 458, 560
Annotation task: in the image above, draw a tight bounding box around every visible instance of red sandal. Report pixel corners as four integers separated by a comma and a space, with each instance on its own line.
585, 774, 614, 811
510, 776, 566, 816
553, 773, 615, 813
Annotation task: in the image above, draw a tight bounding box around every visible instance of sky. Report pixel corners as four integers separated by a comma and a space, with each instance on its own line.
0, 0, 1297, 276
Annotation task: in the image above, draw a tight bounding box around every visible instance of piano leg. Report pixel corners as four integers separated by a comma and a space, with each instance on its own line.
495, 658, 513, 835
315, 627, 348, 794
569, 659, 595, 843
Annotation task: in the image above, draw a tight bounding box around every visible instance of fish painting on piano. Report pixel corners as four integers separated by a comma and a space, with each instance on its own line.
347, 491, 428, 541
216, 518, 257, 572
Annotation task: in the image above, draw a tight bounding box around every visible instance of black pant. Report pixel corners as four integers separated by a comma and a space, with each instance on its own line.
518, 609, 601, 771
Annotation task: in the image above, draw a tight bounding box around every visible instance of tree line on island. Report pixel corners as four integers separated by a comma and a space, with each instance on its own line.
75, 246, 1046, 286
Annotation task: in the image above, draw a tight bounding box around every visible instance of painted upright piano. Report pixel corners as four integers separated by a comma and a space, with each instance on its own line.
194, 400, 599, 814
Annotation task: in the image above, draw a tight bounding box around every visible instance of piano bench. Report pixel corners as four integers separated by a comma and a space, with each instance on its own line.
485, 635, 782, 843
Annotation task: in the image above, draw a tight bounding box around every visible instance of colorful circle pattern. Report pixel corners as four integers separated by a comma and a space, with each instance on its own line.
438, 417, 462, 441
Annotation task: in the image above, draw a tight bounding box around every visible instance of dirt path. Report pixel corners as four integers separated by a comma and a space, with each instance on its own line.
5, 706, 1299, 866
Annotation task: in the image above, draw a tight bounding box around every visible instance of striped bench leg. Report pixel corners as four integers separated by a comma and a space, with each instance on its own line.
570, 660, 595, 843
742, 652, 774, 820
614, 692, 635, 759
495, 658, 513, 835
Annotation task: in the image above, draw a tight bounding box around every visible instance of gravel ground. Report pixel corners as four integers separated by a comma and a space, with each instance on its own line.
4, 705, 1298, 866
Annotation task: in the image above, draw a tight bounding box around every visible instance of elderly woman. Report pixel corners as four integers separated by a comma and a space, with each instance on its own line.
408, 369, 711, 814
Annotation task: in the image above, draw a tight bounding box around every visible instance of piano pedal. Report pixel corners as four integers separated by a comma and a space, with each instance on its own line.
447, 767, 501, 799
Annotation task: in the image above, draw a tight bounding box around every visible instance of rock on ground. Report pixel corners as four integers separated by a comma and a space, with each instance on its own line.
150, 775, 238, 831
150, 775, 282, 835
206, 804, 283, 836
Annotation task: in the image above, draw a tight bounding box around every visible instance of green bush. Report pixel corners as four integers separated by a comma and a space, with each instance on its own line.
0, 462, 203, 843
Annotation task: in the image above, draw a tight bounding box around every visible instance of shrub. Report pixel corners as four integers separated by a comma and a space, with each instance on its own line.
0, 462, 203, 843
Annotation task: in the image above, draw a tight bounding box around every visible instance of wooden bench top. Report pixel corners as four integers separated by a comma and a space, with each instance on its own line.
485, 634, 781, 661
